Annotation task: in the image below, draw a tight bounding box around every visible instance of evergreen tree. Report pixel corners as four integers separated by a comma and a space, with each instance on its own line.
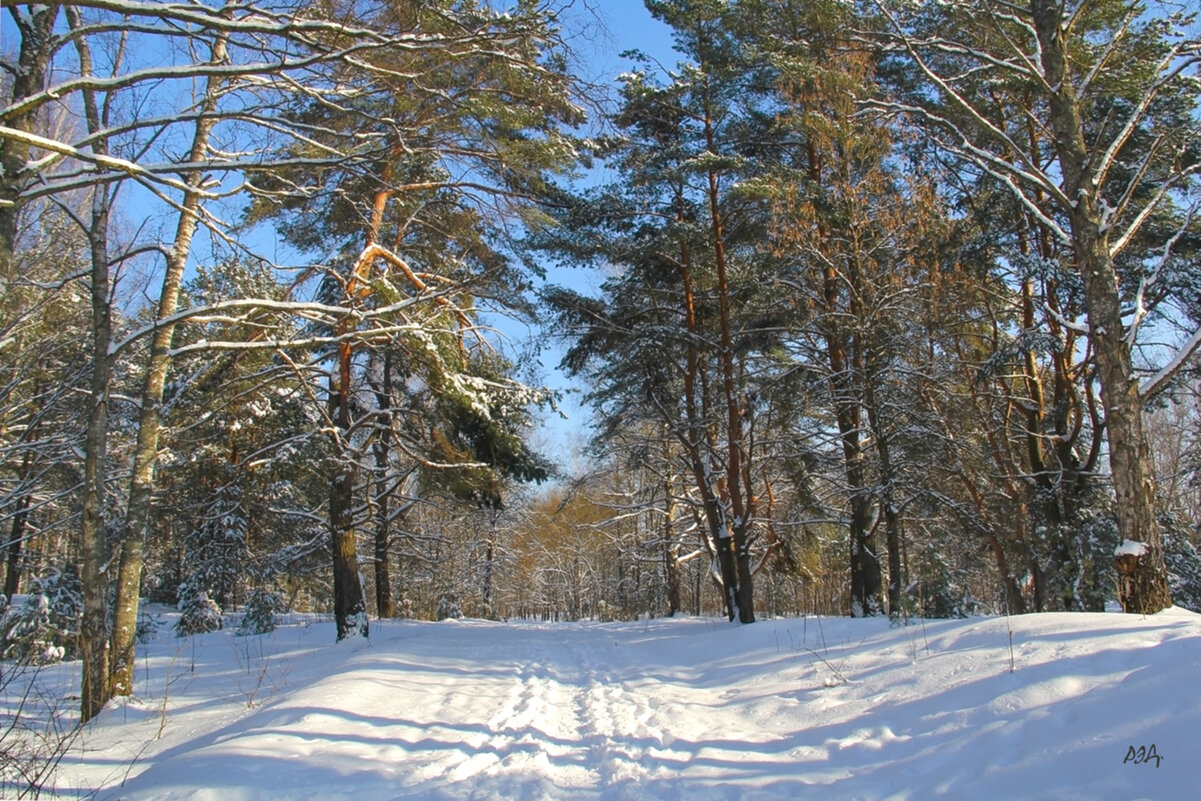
544, 0, 798, 622
0, 566, 83, 664
249, 0, 580, 640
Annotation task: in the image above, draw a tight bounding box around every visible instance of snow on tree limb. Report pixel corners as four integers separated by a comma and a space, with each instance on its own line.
1, 126, 222, 199
1139, 325, 1201, 402
108, 294, 449, 356
1091, 44, 1201, 200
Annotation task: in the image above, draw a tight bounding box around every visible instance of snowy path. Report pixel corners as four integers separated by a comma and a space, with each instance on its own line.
48, 610, 1201, 800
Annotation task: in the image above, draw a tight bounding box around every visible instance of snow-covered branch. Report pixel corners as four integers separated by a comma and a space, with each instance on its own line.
1139, 318, 1201, 402
109, 295, 431, 356
1091, 44, 1201, 197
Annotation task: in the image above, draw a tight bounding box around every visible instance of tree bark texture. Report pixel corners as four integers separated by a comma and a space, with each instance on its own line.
371, 477, 395, 620
109, 32, 229, 697
663, 461, 681, 617
331, 466, 368, 640
331, 342, 368, 641
78, 192, 114, 722
370, 352, 396, 619
1030, 0, 1171, 614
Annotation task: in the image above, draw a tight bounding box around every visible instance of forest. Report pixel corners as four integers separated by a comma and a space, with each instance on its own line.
2, 0, 1200, 725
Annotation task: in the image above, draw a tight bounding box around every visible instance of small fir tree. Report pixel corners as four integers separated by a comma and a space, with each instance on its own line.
0, 567, 83, 664
237, 588, 286, 636
174, 584, 222, 637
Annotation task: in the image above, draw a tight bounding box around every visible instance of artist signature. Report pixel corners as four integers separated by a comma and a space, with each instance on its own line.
1123, 744, 1162, 768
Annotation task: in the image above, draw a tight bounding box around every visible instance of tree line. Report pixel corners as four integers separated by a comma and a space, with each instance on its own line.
1, 0, 1199, 723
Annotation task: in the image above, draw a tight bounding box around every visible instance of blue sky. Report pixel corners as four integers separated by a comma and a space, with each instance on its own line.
520, 0, 679, 472
569, 0, 679, 80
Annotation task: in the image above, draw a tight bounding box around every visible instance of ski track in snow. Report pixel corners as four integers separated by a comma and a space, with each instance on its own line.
39, 609, 1201, 801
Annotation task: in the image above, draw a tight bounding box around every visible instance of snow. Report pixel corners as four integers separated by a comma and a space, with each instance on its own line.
30, 607, 1201, 800
1115, 539, 1149, 557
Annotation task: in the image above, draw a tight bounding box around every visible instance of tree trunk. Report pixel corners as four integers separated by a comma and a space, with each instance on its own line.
371, 484, 395, 619
331, 342, 368, 640
0, 5, 59, 279
704, 95, 754, 625
733, 526, 755, 624
987, 535, 1027, 615
715, 533, 740, 621
864, 371, 904, 619
482, 532, 495, 617
4, 450, 37, 600
109, 32, 229, 697
827, 326, 880, 617
1031, 0, 1171, 614
663, 460, 681, 617
71, 9, 117, 722
369, 352, 396, 619
1028, 553, 1046, 613
675, 219, 739, 621
881, 503, 902, 618
1088, 270, 1169, 612
4, 492, 32, 601
811, 126, 881, 617
79, 189, 114, 723
840, 411, 880, 617
665, 544, 682, 618
331, 466, 368, 639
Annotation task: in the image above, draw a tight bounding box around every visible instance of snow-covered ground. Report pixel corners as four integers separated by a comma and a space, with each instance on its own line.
31, 607, 1201, 800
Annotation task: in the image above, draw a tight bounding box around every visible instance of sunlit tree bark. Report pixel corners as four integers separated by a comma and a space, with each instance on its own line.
873, 0, 1199, 613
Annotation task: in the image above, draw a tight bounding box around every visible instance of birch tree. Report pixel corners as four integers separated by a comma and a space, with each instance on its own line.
3, 0, 575, 716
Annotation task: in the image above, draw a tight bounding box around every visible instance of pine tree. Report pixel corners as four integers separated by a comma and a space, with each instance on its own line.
248, 0, 581, 640
543, 0, 796, 622
872, 0, 1201, 613
0, 566, 82, 664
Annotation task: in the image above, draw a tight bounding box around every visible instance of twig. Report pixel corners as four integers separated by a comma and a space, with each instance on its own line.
805, 647, 850, 686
